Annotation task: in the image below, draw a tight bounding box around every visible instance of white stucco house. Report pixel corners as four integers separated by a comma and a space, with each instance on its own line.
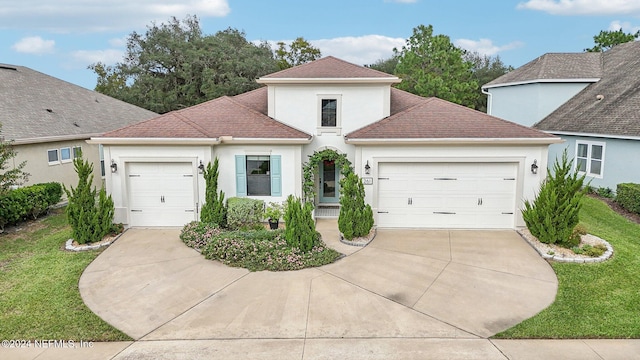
90, 57, 560, 229
483, 42, 640, 190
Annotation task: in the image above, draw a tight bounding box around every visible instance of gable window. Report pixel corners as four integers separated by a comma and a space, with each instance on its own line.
47, 149, 59, 165
235, 155, 282, 197
321, 99, 337, 127
60, 147, 72, 163
576, 140, 605, 178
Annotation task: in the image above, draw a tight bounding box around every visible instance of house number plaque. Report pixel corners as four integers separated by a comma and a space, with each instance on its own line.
362, 177, 373, 185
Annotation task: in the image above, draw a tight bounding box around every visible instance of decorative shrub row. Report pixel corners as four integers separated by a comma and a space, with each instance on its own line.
226, 197, 264, 230
616, 183, 640, 215
0, 182, 62, 231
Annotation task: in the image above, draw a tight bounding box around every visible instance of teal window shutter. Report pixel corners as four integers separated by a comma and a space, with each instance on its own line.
270, 155, 282, 196
235, 155, 247, 197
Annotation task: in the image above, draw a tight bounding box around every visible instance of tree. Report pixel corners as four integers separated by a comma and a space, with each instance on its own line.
465, 52, 513, 112
0, 124, 29, 195
90, 16, 279, 113
200, 158, 226, 227
585, 29, 640, 52
283, 195, 317, 252
64, 155, 114, 244
274, 37, 322, 70
338, 172, 374, 240
366, 57, 399, 75
393, 25, 479, 108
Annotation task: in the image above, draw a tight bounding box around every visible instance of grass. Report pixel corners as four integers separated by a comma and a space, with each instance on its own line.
0, 209, 130, 341
494, 196, 640, 338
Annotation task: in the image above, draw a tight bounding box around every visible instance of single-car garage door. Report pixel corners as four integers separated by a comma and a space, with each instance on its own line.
377, 162, 517, 229
127, 162, 196, 227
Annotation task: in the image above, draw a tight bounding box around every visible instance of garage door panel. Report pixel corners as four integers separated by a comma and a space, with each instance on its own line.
377, 162, 517, 229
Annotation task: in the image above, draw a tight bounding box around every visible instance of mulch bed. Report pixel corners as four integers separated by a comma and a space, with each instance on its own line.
588, 194, 640, 225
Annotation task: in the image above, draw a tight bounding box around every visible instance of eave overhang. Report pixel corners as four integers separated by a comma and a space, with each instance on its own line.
344, 137, 564, 146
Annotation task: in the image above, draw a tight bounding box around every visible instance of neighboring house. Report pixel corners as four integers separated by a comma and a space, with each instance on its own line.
483, 42, 640, 190
91, 56, 560, 229
0, 64, 157, 192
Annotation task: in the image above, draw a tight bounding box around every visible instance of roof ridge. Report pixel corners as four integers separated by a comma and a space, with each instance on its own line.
171, 109, 213, 137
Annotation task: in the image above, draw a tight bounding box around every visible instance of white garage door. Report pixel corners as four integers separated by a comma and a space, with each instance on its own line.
377, 162, 517, 229
127, 162, 196, 227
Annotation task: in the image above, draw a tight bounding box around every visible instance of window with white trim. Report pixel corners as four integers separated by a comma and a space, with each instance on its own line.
99, 144, 105, 177
73, 146, 82, 159
235, 155, 282, 197
576, 141, 605, 177
317, 95, 342, 133
47, 149, 59, 165
60, 147, 72, 163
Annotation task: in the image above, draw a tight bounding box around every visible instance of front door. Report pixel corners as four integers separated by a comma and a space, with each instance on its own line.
319, 160, 340, 203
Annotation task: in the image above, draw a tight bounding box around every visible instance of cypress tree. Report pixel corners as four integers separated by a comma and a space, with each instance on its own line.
338, 172, 374, 240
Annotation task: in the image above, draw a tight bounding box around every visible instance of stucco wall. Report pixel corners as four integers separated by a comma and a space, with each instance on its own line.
488, 83, 589, 126
13, 140, 102, 193
355, 144, 551, 227
547, 135, 640, 191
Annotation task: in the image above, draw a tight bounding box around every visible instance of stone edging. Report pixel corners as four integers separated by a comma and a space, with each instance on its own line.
517, 229, 614, 263
339, 227, 377, 247
65, 232, 124, 252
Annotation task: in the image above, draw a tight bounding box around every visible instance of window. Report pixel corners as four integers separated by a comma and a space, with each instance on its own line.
576, 141, 605, 177
99, 144, 105, 177
60, 147, 71, 162
235, 155, 281, 197
47, 149, 59, 165
73, 146, 82, 158
321, 99, 337, 127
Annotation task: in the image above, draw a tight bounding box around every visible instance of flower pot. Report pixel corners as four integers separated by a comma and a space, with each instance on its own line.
268, 219, 279, 230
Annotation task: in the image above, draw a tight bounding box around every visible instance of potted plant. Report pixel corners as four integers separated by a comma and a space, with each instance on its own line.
265, 202, 283, 230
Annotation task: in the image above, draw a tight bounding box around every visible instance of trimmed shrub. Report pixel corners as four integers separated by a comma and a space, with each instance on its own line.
283, 195, 318, 252
0, 182, 63, 231
226, 197, 264, 230
338, 172, 374, 240
522, 150, 587, 247
64, 156, 114, 244
616, 183, 640, 215
200, 158, 227, 227
180, 221, 223, 249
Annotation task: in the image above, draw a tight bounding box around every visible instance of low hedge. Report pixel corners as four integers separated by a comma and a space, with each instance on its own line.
0, 182, 63, 231
616, 183, 640, 215
226, 197, 264, 230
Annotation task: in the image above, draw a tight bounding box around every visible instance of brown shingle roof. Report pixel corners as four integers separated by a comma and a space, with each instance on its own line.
0, 64, 156, 142
233, 87, 268, 115
102, 96, 310, 139
347, 96, 556, 140
484, 52, 602, 87
260, 56, 396, 79
535, 41, 640, 137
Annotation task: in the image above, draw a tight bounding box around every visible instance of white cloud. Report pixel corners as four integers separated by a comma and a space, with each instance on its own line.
72, 49, 125, 65
11, 36, 55, 54
0, 0, 230, 32
454, 38, 524, 56
108, 37, 128, 48
311, 35, 406, 66
608, 20, 640, 33
517, 0, 640, 16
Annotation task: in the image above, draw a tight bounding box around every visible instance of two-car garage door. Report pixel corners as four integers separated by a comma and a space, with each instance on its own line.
377, 162, 518, 229
127, 162, 196, 227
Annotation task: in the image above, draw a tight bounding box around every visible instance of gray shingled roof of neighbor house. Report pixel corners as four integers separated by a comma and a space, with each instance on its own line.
484, 52, 603, 87
0, 64, 157, 144
534, 41, 640, 138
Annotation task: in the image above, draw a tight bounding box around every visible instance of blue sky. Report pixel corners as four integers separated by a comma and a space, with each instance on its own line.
2, 0, 640, 90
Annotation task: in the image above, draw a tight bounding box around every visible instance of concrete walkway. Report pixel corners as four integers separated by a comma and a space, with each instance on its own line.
3, 220, 639, 359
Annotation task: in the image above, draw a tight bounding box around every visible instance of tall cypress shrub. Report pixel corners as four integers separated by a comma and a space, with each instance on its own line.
338, 172, 374, 240
200, 158, 226, 227
522, 150, 587, 246
283, 195, 316, 252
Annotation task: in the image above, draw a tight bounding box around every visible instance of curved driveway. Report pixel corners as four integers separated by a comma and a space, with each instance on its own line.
79, 220, 558, 358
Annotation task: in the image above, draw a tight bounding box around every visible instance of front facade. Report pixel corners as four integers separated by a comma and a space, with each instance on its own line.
484, 43, 640, 190
93, 57, 559, 229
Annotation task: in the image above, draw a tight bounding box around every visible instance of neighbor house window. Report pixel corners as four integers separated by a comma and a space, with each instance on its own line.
47, 149, 59, 165
99, 144, 105, 177
235, 155, 282, 197
60, 147, 71, 163
73, 146, 82, 158
321, 99, 337, 127
576, 140, 605, 177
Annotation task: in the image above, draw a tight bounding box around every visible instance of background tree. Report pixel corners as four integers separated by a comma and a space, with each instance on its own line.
585, 29, 640, 52
366, 57, 399, 75
0, 124, 29, 195
465, 52, 513, 112
393, 25, 479, 108
275, 37, 322, 70
90, 16, 278, 113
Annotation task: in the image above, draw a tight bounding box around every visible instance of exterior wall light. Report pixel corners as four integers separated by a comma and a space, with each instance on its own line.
198, 160, 205, 174
364, 160, 371, 174
531, 159, 538, 174
110, 160, 118, 173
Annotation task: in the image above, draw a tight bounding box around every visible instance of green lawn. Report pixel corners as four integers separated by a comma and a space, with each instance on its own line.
495, 196, 640, 338
0, 209, 130, 341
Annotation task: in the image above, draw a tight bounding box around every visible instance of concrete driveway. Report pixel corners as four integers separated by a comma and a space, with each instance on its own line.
77, 220, 559, 359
